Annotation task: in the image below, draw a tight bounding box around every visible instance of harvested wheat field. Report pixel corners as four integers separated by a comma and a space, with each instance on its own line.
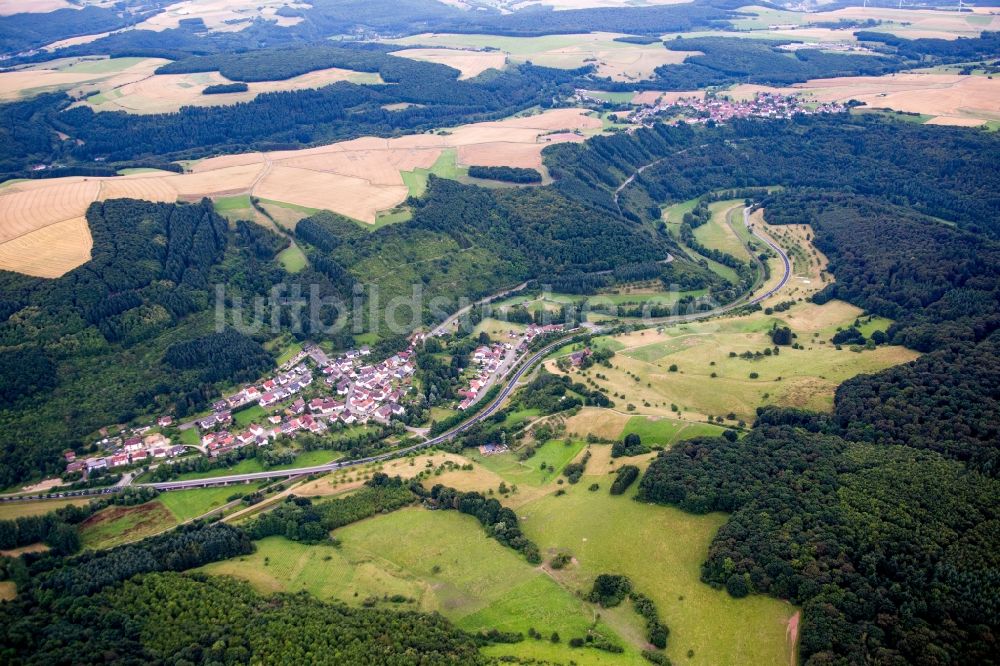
135, 0, 308, 33
924, 115, 989, 127
255, 167, 410, 223
824, 6, 1000, 40
0, 217, 93, 278
0, 0, 77, 14
82, 67, 382, 114
730, 73, 1000, 125
0, 108, 602, 276
632, 90, 704, 105
391, 32, 696, 81
389, 48, 507, 79
0, 57, 168, 102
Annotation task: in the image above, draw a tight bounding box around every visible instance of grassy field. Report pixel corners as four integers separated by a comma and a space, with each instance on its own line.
178, 427, 201, 446
517, 470, 796, 666
620, 414, 726, 445
200, 511, 636, 664
0, 581, 15, 601
233, 404, 266, 427
80, 501, 177, 550
276, 244, 307, 272
275, 340, 304, 365
547, 298, 919, 422
692, 200, 750, 261
468, 439, 587, 486
562, 408, 726, 444
196, 439, 800, 664
0, 497, 90, 520
159, 483, 262, 523
401, 148, 464, 197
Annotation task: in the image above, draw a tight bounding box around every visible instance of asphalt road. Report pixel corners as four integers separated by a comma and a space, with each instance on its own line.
1, 209, 791, 501
139, 206, 790, 492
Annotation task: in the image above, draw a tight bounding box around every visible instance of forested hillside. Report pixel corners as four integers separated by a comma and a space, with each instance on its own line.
765, 191, 1000, 350
546, 114, 1000, 235
632, 143, 1000, 664
0, 200, 290, 489
296, 177, 682, 323
0, 520, 485, 664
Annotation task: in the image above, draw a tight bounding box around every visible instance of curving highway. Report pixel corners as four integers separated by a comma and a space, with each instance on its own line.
136, 206, 790, 492
1, 208, 790, 501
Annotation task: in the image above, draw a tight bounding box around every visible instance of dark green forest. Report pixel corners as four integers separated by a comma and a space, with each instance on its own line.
633, 172, 1000, 663
0, 521, 485, 665
0, 107, 996, 665
0, 200, 289, 489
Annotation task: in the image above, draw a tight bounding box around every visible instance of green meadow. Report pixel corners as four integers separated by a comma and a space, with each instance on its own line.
516, 470, 797, 666
200, 510, 638, 664
401, 148, 465, 197
468, 438, 586, 486
620, 415, 726, 446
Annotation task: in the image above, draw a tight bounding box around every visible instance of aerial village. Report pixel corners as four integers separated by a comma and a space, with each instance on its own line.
67, 321, 567, 479
628, 91, 848, 125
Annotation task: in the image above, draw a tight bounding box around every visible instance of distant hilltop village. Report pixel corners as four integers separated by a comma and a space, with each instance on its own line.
576, 89, 847, 127
631, 91, 847, 126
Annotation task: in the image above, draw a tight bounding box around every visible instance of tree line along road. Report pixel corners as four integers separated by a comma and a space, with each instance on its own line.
0, 208, 790, 501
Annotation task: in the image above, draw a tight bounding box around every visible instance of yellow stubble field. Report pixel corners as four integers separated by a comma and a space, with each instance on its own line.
0, 108, 602, 277
729, 72, 1000, 126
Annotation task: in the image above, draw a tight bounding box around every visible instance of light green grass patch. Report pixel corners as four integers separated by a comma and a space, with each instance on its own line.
275, 341, 303, 365
159, 483, 262, 523
116, 167, 174, 175
200, 509, 623, 661
277, 244, 307, 272
469, 439, 586, 486
621, 415, 726, 446
213, 194, 252, 212
583, 90, 635, 104
692, 200, 749, 262
401, 148, 465, 197
63, 57, 149, 74
178, 427, 201, 446
518, 474, 797, 665
234, 404, 266, 427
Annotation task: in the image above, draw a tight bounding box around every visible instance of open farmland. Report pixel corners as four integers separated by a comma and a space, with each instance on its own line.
729, 72, 1000, 126
201, 440, 794, 664
81, 67, 382, 114
0, 0, 71, 13
0, 55, 381, 110
729, 4, 1000, 40
515, 468, 797, 666
203, 513, 641, 665
0, 56, 167, 102
0, 108, 601, 276
388, 48, 507, 79
134, 0, 307, 32
390, 32, 697, 81
548, 298, 919, 423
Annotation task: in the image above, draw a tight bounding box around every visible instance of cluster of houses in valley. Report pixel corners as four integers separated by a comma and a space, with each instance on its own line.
67, 423, 186, 476
196, 341, 416, 458
457, 342, 511, 411
631, 92, 846, 126
65, 321, 567, 478
456, 323, 565, 410
68, 340, 420, 476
